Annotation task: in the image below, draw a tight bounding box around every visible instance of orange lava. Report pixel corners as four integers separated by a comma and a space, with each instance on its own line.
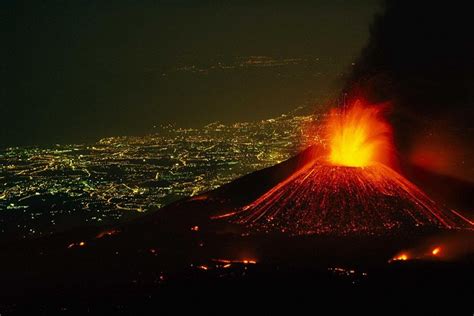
393, 253, 409, 261
212, 258, 257, 265
226, 161, 472, 235
96, 229, 119, 239
67, 241, 86, 249
325, 100, 393, 167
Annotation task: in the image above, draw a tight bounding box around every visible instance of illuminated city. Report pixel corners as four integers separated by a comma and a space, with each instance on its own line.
0, 109, 322, 238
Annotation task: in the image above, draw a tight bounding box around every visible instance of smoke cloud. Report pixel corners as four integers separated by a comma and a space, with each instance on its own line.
345, 0, 474, 181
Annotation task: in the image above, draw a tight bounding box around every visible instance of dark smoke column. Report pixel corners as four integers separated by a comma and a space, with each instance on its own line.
345, 0, 474, 181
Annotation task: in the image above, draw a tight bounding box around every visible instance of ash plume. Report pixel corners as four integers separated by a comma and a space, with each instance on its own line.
345, 0, 474, 178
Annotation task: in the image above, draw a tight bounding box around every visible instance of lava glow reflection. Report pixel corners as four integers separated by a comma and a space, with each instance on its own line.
326, 100, 393, 167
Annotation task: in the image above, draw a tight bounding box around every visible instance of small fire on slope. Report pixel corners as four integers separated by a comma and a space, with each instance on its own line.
390, 231, 474, 262
216, 100, 473, 235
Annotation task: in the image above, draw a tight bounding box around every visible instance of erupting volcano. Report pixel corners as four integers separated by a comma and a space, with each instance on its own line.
219, 101, 472, 235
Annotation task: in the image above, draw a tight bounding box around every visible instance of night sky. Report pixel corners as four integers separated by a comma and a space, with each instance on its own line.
5, 0, 380, 146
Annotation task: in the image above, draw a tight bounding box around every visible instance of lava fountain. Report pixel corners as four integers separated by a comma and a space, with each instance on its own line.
326, 100, 393, 167
218, 101, 473, 235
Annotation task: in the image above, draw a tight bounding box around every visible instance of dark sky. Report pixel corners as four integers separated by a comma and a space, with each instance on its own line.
4, 0, 380, 146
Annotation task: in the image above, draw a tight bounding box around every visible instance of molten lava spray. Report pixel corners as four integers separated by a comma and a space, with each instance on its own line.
218, 101, 472, 235
326, 100, 393, 167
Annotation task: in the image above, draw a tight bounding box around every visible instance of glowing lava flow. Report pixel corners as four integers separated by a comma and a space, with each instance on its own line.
216, 101, 473, 235
228, 161, 471, 235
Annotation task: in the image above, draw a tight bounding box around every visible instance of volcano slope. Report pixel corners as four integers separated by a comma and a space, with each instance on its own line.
220, 159, 472, 236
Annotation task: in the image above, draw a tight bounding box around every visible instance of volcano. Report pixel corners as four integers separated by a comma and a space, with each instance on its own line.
212, 102, 472, 235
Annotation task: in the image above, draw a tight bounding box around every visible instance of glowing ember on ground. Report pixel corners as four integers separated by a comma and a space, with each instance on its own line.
212, 258, 257, 265
392, 253, 409, 261
391, 246, 445, 262
431, 247, 441, 256
96, 229, 120, 239
326, 100, 393, 167
68, 241, 86, 248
